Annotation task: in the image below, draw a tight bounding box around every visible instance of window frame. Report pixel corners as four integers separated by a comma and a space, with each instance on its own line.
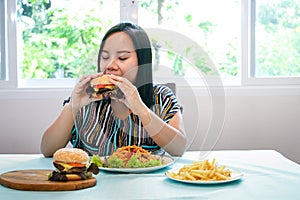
0, 0, 18, 88
0, 0, 6, 81
1, 0, 300, 90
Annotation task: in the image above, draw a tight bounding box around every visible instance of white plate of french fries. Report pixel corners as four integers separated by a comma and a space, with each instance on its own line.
165, 159, 244, 184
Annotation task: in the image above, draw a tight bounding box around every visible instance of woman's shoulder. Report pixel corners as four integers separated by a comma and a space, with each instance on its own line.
153, 83, 175, 96
152, 83, 183, 117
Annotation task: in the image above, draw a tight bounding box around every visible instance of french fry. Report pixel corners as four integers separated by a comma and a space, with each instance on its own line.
215, 172, 231, 180
167, 159, 231, 181
190, 172, 206, 179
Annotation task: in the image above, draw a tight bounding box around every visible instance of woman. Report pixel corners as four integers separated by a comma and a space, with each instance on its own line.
40, 22, 186, 157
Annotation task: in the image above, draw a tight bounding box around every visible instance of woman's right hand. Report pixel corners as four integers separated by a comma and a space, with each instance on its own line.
70, 74, 101, 113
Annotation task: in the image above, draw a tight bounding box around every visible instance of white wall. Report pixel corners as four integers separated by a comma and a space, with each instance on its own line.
186, 92, 300, 163
1, 87, 300, 164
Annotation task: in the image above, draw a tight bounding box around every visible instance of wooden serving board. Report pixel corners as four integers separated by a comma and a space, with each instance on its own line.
0, 169, 97, 191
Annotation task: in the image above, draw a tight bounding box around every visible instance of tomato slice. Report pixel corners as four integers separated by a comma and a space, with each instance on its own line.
67, 162, 86, 167
54, 161, 86, 168
94, 84, 115, 89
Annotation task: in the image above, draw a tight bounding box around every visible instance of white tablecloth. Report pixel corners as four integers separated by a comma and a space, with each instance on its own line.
1, 150, 300, 200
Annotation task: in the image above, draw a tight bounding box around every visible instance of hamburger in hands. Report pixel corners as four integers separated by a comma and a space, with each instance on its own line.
89, 74, 116, 100
48, 148, 99, 182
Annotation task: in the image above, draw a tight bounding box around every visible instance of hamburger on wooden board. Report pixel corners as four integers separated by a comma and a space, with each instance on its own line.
48, 148, 99, 181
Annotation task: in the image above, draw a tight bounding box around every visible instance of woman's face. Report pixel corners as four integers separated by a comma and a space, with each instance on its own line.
100, 32, 138, 83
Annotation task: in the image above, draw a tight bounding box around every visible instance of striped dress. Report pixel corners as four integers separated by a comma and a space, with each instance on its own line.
70, 84, 182, 156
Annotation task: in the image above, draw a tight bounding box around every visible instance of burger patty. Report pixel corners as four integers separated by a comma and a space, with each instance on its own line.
96, 88, 113, 94
86, 86, 112, 96
49, 162, 99, 181
53, 162, 86, 174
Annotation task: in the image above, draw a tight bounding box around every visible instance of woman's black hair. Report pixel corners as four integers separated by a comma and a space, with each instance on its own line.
97, 22, 154, 108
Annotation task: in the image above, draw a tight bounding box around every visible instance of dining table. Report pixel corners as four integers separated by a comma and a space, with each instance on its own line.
1, 150, 300, 200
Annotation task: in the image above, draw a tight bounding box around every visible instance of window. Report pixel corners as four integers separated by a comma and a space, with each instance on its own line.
138, 0, 240, 85
1, 0, 300, 88
246, 0, 300, 85
253, 0, 300, 78
15, 0, 119, 87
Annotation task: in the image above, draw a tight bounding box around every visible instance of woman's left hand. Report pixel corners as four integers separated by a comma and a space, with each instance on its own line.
108, 74, 146, 115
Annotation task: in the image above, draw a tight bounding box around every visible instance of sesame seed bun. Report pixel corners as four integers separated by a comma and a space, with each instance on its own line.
90, 74, 111, 86
53, 148, 89, 164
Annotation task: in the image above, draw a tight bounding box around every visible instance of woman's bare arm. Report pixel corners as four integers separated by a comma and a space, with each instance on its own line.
138, 106, 186, 156
41, 74, 99, 157
40, 103, 74, 157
